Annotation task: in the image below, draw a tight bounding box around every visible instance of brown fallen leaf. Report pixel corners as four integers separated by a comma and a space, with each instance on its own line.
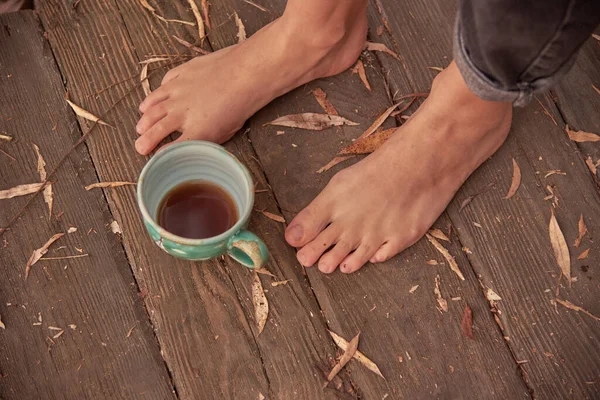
317, 156, 354, 174
485, 288, 502, 302
566, 125, 600, 142
461, 304, 473, 340
365, 41, 399, 60
261, 211, 285, 223
312, 88, 338, 116
585, 156, 598, 176
339, 128, 395, 155
0, 182, 45, 200
271, 280, 290, 287
266, 113, 358, 130
549, 209, 570, 281
351, 60, 371, 92
555, 298, 600, 322
187, 0, 205, 39
426, 234, 465, 281
234, 12, 246, 43
328, 330, 385, 379
0, 133, 13, 141
66, 99, 112, 127
254, 268, 276, 278
409, 285, 419, 293
85, 181, 136, 190
25, 233, 65, 280
200, 0, 210, 28
574, 214, 587, 247
252, 271, 269, 335
503, 158, 521, 199
428, 228, 450, 242
459, 196, 473, 212
427, 66, 444, 72
358, 95, 421, 140
139, 57, 170, 65
140, 64, 151, 97
544, 170, 566, 178
243, 0, 268, 12
325, 332, 360, 387
434, 275, 448, 312
577, 248, 589, 260
172, 35, 210, 55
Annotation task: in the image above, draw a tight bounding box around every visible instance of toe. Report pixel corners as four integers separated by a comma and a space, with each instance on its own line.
369, 240, 404, 264
135, 112, 181, 155
340, 240, 381, 274
285, 198, 331, 248
136, 101, 168, 134
296, 225, 340, 267
139, 87, 170, 114
318, 239, 355, 274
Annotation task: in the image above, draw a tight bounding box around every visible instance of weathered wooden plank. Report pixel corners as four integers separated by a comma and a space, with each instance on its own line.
234, 2, 530, 399
0, 11, 175, 399
115, 0, 347, 397
553, 37, 600, 182
36, 2, 269, 398
369, 1, 600, 398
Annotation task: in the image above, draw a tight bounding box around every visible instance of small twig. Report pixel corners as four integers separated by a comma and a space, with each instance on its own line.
39, 254, 89, 261
0, 148, 16, 161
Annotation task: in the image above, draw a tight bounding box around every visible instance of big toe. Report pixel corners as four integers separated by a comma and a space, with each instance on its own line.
285, 200, 330, 247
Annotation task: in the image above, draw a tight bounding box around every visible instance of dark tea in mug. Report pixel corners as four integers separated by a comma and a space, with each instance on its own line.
157, 180, 238, 239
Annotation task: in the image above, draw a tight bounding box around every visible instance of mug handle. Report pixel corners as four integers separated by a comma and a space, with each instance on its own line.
227, 230, 269, 269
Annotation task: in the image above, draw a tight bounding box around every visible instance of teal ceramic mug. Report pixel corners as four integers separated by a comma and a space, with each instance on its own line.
137, 141, 268, 269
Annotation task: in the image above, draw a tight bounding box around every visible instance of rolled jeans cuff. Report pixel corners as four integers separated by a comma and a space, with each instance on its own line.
453, 14, 575, 107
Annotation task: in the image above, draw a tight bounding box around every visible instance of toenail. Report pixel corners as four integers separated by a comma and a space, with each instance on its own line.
286, 224, 303, 243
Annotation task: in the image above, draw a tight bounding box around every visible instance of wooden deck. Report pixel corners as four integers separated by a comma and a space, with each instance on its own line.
1, 1, 599, 399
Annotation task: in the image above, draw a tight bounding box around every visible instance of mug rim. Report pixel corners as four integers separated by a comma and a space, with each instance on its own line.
137, 140, 255, 246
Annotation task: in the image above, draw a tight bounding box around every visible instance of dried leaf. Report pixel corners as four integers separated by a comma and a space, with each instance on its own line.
243, 0, 267, 12
544, 170, 566, 178
271, 280, 290, 287
555, 298, 600, 321
252, 272, 269, 334
254, 268, 276, 277
317, 156, 354, 174
577, 248, 589, 260
140, 64, 151, 97
459, 196, 474, 212
339, 128, 395, 155
138, 0, 195, 25
566, 125, 600, 142
66, 99, 112, 127
312, 88, 338, 116
593, 84, 600, 96
0, 182, 44, 200
503, 158, 521, 199
261, 211, 285, 223
351, 60, 371, 92
328, 330, 384, 379
427, 66, 443, 72
365, 41, 399, 60
574, 214, 587, 247
266, 113, 358, 131
52, 330, 64, 339
409, 285, 419, 293
461, 304, 473, 340
140, 57, 169, 65
434, 275, 448, 312
485, 288, 502, 302
85, 181, 136, 190
48, 326, 62, 331
549, 209, 570, 280
325, 332, 360, 386
187, 0, 205, 39
426, 234, 465, 281
32, 143, 53, 218
426, 259, 438, 265
25, 233, 65, 279
111, 220, 122, 234
585, 156, 598, 176
67, 227, 77, 234
428, 228, 450, 242
0, 133, 13, 141
200, 0, 210, 28
234, 12, 246, 43
172, 35, 210, 55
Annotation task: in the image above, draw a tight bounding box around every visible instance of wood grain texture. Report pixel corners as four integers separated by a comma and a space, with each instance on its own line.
238, 2, 530, 399
369, 1, 600, 398
36, 2, 268, 398
0, 11, 174, 399
115, 0, 348, 397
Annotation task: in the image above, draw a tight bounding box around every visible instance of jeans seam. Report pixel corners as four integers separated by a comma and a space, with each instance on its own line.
518, 0, 575, 83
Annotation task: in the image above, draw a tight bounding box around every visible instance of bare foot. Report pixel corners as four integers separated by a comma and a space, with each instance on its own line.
135, 6, 367, 154
285, 62, 513, 274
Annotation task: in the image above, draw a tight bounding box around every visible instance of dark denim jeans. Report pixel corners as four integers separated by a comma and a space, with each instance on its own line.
454, 0, 600, 105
